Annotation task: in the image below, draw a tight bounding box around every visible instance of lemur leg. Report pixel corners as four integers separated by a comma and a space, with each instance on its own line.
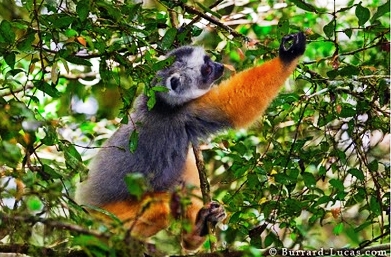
102, 193, 171, 238
180, 149, 226, 250
100, 149, 225, 248
182, 200, 226, 250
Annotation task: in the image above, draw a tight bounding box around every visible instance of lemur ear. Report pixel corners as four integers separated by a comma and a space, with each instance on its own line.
169, 74, 181, 91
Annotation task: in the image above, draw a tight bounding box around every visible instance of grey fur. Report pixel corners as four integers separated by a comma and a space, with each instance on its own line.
76, 46, 228, 206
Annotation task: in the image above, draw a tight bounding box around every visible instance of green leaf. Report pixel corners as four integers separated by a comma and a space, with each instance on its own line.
231, 141, 248, 155
195, 2, 222, 18
302, 172, 316, 188
247, 173, 260, 188
277, 19, 289, 38
274, 173, 290, 185
96, 0, 120, 20
333, 222, 344, 235
228, 212, 241, 224
368, 160, 378, 172
343, 28, 353, 38
0, 141, 23, 168
329, 179, 344, 192
6, 69, 25, 77
16, 30, 36, 52
42, 125, 58, 146
146, 89, 157, 110
316, 195, 331, 206
152, 86, 169, 92
323, 20, 334, 38
345, 225, 360, 244
53, 15, 75, 28
369, 196, 381, 215
124, 173, 147, 200
59, 141, 85, 172
43, 164, 62, 179
63, 56, 92, 66
4, 52, 16, 69
231, 162, 249, 178
34, 81, 61, 98
152, 56, 174, 71
76, 1, 90, 22
355, 3, 370, 26
347, 168, 364, 181
159, 28, 177, 51
338, 106, 356, 118
339, 65, 360, 76
23, 0, 33, 11
371, 0, 390, 22
0, 20, 16, 43
26, 196, 43, 211
72, 235, 111, 252
289, 0, 317, 12
129, 129, 139, 153
65, 28, 78, 38
319, 166, 327, 176
264, 232, 278, 247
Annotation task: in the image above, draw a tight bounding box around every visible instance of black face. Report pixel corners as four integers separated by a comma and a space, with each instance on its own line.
201, 55, 224, 84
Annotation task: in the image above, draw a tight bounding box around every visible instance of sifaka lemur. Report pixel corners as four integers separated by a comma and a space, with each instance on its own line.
76, 32, 306, 250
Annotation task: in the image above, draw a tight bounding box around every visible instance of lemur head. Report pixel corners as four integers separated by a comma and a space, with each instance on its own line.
155, 46, 224, 106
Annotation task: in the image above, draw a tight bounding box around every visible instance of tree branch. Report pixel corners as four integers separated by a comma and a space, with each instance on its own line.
192, 144, 211, 204
177, 2, 250, 43
0, 212, 109, 239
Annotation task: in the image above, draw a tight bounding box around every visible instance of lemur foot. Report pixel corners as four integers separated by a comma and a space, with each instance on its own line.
196, 201, 226, 236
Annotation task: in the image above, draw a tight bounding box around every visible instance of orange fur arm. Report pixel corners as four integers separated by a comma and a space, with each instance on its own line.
192, 57, 299, 129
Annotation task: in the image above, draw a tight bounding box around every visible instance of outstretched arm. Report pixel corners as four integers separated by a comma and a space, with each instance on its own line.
191, 32, 306, 129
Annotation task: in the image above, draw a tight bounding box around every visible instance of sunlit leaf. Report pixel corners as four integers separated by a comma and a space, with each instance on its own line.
27, 196, 43, 211
333, 223, 344, 235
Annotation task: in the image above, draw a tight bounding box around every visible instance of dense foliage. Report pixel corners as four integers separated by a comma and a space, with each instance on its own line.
0, 0, 389, 256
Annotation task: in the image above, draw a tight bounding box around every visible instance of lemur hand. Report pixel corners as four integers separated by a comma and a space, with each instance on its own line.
279, 32, 306, 63
196, 201, 226, 236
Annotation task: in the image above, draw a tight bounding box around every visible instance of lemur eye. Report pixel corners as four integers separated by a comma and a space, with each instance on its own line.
201, 64, 212, 76
170, 76, 180, 91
